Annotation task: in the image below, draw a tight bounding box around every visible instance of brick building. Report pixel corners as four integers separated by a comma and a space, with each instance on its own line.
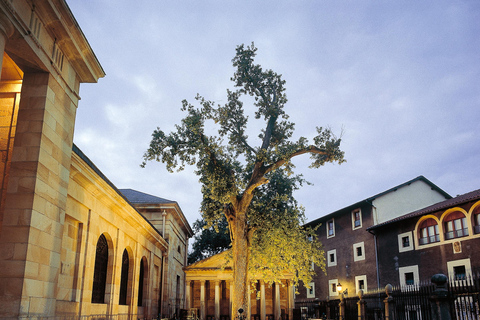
296, 176, 450, 301
368, 188, 480, 287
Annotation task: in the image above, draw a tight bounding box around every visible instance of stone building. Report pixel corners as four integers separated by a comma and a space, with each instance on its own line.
184, 250, 295, 320
0, 1, 192, 318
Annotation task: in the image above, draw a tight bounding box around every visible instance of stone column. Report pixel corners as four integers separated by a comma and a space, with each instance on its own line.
274, 282, 281, 320
200, 280, 206, 320
288, 282, 295, 320
215, 280, 220, 320
186, 281, 192, 310
260, 281, 266, 320
0, 71, 77, 317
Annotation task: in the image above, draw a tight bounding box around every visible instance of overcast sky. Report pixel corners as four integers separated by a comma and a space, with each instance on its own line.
67, 1, 479, 227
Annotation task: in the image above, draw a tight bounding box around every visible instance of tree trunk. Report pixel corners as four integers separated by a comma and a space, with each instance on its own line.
231, 210, 249, 320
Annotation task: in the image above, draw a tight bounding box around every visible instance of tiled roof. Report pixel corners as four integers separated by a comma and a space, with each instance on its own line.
305, 175, 451, 227
368, 188, 480, 231
119, 188, 175, 205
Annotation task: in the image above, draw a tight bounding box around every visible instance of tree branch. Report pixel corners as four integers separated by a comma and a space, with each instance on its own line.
264, 145, 329, 175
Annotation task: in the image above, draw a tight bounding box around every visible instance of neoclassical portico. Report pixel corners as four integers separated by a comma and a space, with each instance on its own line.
184, 251, 294, 320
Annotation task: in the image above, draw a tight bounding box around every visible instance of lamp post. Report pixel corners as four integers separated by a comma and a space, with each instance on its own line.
337, 283, 346, 320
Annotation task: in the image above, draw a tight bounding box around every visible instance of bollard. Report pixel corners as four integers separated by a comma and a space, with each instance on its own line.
430, 274, 451, 320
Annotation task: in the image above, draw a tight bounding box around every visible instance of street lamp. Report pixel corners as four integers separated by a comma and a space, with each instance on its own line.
337, 283, 348, 296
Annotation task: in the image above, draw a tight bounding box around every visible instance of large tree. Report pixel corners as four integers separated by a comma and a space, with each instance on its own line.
143, 43, 345, 319
188, 215, 230, 264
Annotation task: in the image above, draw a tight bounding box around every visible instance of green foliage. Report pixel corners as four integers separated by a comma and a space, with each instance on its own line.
188, 216, 231, 264
143, 43, 345, 288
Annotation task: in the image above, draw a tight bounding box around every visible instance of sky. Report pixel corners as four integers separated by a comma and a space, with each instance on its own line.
67, 1, 480, 228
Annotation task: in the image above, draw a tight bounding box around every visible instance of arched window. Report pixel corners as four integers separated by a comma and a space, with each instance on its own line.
92, 234, 108, 303
419, 218, 439, 245
138, 258, 145, 306
473, 206, 480, 234
119, 249, 129, 305
444, 211, 468, 240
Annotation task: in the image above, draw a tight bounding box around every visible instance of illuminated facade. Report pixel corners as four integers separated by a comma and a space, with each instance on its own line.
184, 251, 295, 320
0, 1, 192, 318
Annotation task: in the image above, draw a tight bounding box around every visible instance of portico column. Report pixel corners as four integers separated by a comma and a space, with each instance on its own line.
200, 280, 206, 320
274, 282, 281, 320
215, 280, 220, 320
186, 281, 192, 309
287, 281, 294, 320
0, 12, 14, 75
260, 280, 266, 320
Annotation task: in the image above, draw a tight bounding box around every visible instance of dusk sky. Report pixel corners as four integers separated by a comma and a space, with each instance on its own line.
67, 1, 479, 227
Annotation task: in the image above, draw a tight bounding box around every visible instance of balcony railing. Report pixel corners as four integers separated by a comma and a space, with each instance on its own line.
444, 228, 469, 240
419, 235, 440, 245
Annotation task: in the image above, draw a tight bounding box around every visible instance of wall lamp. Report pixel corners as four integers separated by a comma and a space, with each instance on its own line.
337, 282, 348, 295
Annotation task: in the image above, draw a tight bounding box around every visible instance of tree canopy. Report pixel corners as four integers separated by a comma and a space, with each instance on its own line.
143, 43, 345, 317
188, 215, 230, 265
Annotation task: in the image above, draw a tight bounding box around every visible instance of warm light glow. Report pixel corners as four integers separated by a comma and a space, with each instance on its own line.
337, 283, 342, 292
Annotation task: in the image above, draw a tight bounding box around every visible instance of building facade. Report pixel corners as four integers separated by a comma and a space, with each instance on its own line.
0, 1, 192, 318
184, 250, 295, 320
296, 176, 451, 301
120, 189, 194, 318
368, 188, 480, 288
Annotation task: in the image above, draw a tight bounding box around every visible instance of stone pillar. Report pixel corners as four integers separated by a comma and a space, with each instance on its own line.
357, 290, 366, 320
0, 71, 77, 317
200, 280, 206, 320
215, 280, 220, 320
430, 274, 451, 320
260, 280, 266, 320
383, 284, 395, 320
0, 12, 14, 76
274, 282, 281, 320
186, 281, 192, 310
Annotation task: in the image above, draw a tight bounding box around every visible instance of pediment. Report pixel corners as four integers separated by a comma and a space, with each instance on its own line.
185, 250, 232, 270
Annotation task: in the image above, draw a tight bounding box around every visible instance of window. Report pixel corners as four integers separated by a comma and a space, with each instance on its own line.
119, 249, 129, 305
398, 231, 413, 252
355, 275, 367, 294
444, 212, 468, 240
92, 234, 109, 303
327, 249, 337, 267
307, 282, 315, 298
327, 219, 335, 238
328, 279, 339, 297
405, 272, 414, 285
353, 242, 365, 262
453, 266, 466, 280
352, 209, 362, 229
473, 206, 480, 234
399, 265, 419, 288
419, 218, 440, 245
447, 258, 472, 283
